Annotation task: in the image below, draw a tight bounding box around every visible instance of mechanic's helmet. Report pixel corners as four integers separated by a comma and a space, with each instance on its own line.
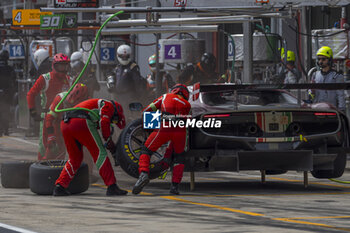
148, 54, 157, 72
110, 100, 126, 129
148, 54, 164, 72
170, 83, 190, 100
66, 83, 89, 105
0, 49, 9, 61
286, 50, 296, 62
34, 49, 50, 68
117, 44, 131, 66
52, 53, 70, 73
70, 51, 85, 71
316, 46, 333, 59
200, 52, 216, 73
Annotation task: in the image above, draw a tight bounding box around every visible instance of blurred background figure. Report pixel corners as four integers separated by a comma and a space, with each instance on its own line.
106, 44, 146, 122
0, 50, 16, 136
70, 50, 100, 97
27, 49, 51, 137
177, 52, 218, 85
146, 54, 175, 99
44, 83, 89, 160
278, 49, 301, 84
27, 53, 73, 160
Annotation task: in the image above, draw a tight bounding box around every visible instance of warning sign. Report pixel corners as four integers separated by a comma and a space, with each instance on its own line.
12, 9, 51, 26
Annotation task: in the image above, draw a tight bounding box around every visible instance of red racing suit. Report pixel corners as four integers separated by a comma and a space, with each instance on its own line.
27, 71, 72, 160
43, 92, 69, 160
55, 99, 124, 188
140, 93, 191, 184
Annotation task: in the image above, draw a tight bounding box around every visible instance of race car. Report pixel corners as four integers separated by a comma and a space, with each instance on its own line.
116, 84, 349, 180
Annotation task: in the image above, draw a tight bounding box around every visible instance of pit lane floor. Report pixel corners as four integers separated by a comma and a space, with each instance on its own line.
0, 131, 350, 233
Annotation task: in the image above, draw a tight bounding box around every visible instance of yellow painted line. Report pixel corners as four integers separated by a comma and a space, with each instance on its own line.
269, 177, 350, 189
285, 215, 350, 220
158, 192, 350, 198
91, 183, 153, 195
161, 196, 264, 217
91, 183, 107, 188
272, 218, 350, 232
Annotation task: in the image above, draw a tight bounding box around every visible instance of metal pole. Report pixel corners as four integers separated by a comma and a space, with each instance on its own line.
103, 16, 263, 27
243, 21, 253, 83
101, 26, 218, 35
155, 33, 161, 97
155, 0, 161, 97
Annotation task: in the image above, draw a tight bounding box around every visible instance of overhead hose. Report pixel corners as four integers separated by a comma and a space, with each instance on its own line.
54, 10, 124, 118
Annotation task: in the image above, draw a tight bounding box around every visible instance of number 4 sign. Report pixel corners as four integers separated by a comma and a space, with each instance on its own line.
164, 44, 181, 60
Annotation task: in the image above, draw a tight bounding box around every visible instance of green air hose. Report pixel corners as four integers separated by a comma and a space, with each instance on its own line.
329, 178, 350, 184
54, 10, 124, 118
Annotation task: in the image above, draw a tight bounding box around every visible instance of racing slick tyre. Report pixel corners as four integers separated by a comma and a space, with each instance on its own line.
116, 118, 166, 179
311, 147, 347, 179
29, 160, 89, 195
1, 161, 35, 188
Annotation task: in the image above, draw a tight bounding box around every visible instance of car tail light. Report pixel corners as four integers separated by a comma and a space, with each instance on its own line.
204, 114, 230, 118
314, 112, 337, 116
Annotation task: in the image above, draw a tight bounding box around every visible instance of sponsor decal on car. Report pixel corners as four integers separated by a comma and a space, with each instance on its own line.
255, 112, 292, 133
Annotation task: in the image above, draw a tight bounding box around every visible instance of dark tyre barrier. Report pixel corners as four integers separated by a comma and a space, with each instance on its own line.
116, 118, 167, 179
311, 147, 347, 179
1, 161, 35, 188
29, 160, 89, 195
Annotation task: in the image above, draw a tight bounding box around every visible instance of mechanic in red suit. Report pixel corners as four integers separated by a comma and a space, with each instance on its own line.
132, 84, 191, 195
53, 98, 128, 196
44, 83, 89, 160
27, 53, 73, 160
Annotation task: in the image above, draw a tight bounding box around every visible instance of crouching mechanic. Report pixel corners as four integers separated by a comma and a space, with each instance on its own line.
132, 84, 191, 195
53, 98, 127, 196
44, 83, 89, 160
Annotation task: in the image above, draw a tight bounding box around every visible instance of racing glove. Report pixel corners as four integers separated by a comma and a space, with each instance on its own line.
105, 137, 116, 154
46, 133, 59, 156
29, 108, 42, 121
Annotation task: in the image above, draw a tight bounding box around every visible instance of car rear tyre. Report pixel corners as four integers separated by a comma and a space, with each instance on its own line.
29, 160, 89, 195
1, 161, 35, 188
265, 170, 287, 175
116, 118, 166, 179
311, 147, 347, 179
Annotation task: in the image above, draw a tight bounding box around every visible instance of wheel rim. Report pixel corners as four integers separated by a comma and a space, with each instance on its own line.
127, 125, 168, 164
40, 160, 66, 167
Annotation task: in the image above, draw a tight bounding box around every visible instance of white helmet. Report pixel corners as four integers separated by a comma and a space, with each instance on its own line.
34, 49, 50, 68
70, 51, 84, 70
117, 44, 131, 65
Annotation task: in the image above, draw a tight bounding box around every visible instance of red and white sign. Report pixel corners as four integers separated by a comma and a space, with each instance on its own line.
55, 0, 66, 4
174, 0, 187, 7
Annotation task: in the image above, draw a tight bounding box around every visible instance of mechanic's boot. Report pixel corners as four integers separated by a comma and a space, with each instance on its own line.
106, 184, 128, 196
53, 184, 70, 196
132, 172, 149, 195
169, 182, 180, 195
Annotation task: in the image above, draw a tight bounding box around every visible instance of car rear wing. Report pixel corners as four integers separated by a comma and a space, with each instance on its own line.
200, 83, 350, 92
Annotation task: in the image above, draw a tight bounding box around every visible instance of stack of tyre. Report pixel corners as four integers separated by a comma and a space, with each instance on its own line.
0, 160, 89, 195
